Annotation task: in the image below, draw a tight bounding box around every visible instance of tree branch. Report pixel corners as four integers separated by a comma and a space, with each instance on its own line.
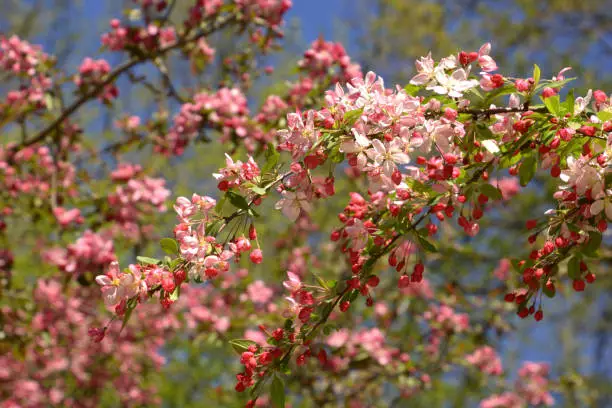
16, 13, 237, 150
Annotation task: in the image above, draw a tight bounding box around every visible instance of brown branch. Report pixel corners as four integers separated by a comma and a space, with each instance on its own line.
16, 13, 237, 150
458, 105, 548, 116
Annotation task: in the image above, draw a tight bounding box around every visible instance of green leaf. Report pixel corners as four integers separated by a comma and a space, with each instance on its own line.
404, 84, 420, 96
262, 143, 280, 174
284, 319, 293, 330
169, 285, 180, 301
229, 339, 257, 354
343, 108, 364, 126
582, 231, 602, 257
481, 139, 500, 154
44, 93, 54, 111
250, 186, 267, 196
160, 238, 179, 255
404, 178, 431, 194
480, 184, 503, 201
416, 234, 438, 253
519, 156, 537, 187
597, 110, 612, 123
543, 95, 562, 117
329, 144, 344, 163
214, 195, 226, 214
271, 375, 285, 408
120, 302, 136, 333
137, 256, 161, 265
227, 191, 250, 210
567, 256, 581, 279
533, 64, 541, 87
565, 89, 575, 116
312, 272, 329, 290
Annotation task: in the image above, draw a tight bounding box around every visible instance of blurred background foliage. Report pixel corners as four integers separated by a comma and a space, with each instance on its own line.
1, 1, 611, 406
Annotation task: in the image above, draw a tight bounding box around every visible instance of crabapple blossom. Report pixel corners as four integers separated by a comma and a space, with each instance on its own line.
95, 261, 143, 306
4, 4, 611, 404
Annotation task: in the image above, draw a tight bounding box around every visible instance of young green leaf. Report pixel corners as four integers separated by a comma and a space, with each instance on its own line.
480, 184, 503, 201
227, 191, 250, 211
343, 108, 364, 126
416, 234, 438, 253
229, 339, 258, 354
250, 186, 268, 196
597, 110, 612, 123
582, 231, 602, 257
262, 143, 280, 174
160, 238, 179, 255
404, 84, 420, 96
137, 256, 161, 265
519, 156, 537, 187
567, 255, 581, 279
169, 285, 180, 301
271, 375, 285, 408
533, 64, 541, 87
565, 89, 575, 116
120, 302, 136, 333
543, 95, 562, 117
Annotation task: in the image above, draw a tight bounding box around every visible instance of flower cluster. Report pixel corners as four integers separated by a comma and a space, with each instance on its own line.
410, 43, 498, 97
465, 346, 503, 376
0, 144, 77, 207
173, 192, 265, 282
235, 0, 292, 32
298, 38, 362, 82
480, 362, 554, 407
44, 230, 116, 275
101, 19, 177, 53
159, 87, 249, 155
74, 57, 118, 101
106, 168, 170, 240
0, 279, 173, 407
5, 2, 609, 402
0, 35, 53, 112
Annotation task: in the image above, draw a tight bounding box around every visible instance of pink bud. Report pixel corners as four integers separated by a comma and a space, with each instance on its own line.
250, 249, 263, 264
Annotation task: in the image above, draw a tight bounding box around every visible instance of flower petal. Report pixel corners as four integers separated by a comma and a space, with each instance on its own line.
591, 199, 604, 215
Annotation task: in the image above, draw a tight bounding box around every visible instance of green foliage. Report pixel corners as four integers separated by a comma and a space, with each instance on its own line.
519, 156, 537, 187
271, 375, 286, 408
160, 238, 179, 255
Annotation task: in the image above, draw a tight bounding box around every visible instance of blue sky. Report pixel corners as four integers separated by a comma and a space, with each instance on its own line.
287, 0, 343, 41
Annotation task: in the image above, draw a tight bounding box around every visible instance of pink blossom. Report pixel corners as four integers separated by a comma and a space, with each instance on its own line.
326, 329, 349, 348
429, 67, 479, 98
516, 362, 555, 406
244, 329, 268, 346
274, 190, 312, 221
480, 392, 523, 408
283, 271, 302, 293
494, 258, 511, 281
53, 207, 83, 227
590, 193, 612, 220
95, 261, 142, 306
494, 177, 520, 200
478, 43, 498, 72
466, 346, 503, 375
365, 139, 411, 177
409, 53, 435, 85
246, 280, 274, 304
345, 218, 369, 250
